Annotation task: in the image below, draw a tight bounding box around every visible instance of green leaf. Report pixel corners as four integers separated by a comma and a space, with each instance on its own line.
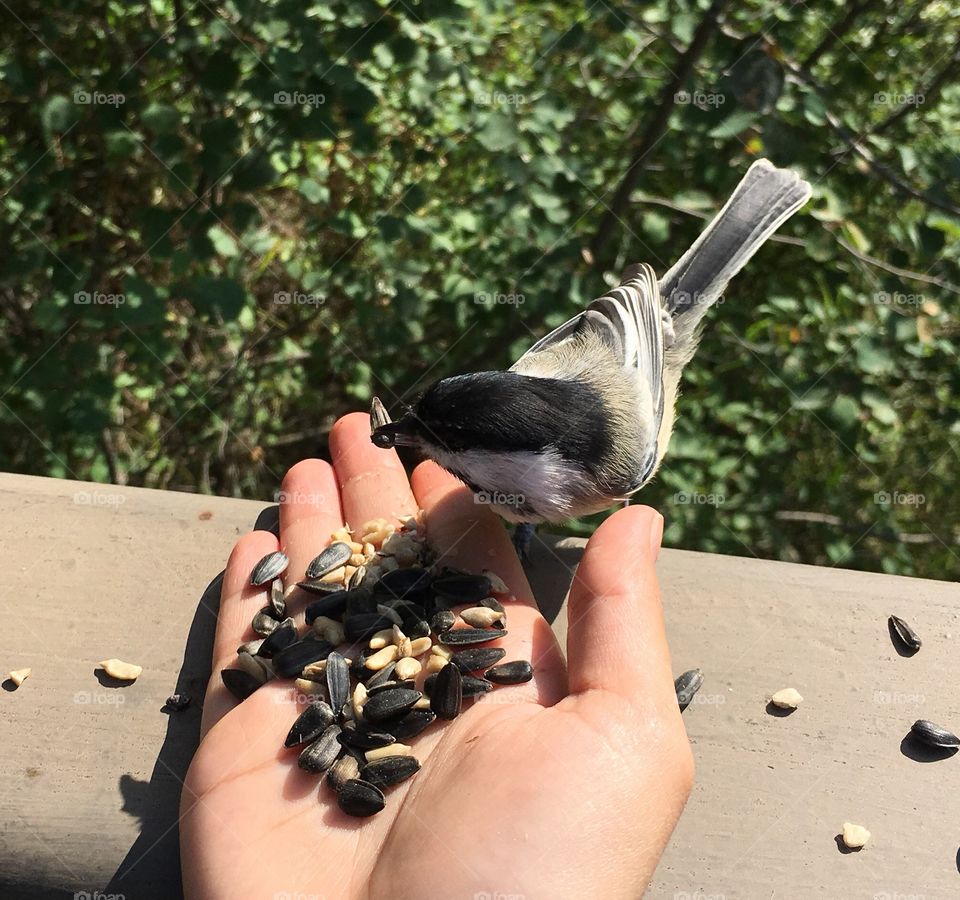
141, 103, 180, 134
42, 94, 78, 133
476, 112, 517, 151
208, 225, 239, 257
184, 277, 248, 320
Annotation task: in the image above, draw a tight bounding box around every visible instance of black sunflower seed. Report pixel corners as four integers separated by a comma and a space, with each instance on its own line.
252, 609, 279, 637
360, 755, 421, 788
911, 719, 960, 749
431, 610, 456, 633
383, 709, 436, 740
451, 647, 506, 673
297, 577, 347, 595
250, 551, 289, 586
424, 672, 491, 698
889, 615, 922, 652
405, 619, 432, 639
430, 663, 462, 720
338, 727, 396, 751
273, 639, 334, 678
304, 592, 349, 624
478, 595, 505, 614
439, 627, 507, 646
298, 724, 342, 773
345, 614, 396, 642
269, 579, 286, 619
306, 542, 353, 579
163, 693, 191, 711
256, 617, 298, 659
361, 687, 422, 722
675, 668, 704, 709
338, 779, 385, 817
376, 603, 404, 626
346, 591, 378, 617
484, 660, 534, 685
326, 752, 361, 792
365, 661, 398, 689
371, 395, 392, 431
374, 567, 433, 602
433, 573, 492, 603
221, 668, 261, 700
326, 652, 350, 716
285, 700, 336, 747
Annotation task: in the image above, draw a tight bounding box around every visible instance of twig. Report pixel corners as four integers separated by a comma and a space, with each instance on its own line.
776, 510, 956, 545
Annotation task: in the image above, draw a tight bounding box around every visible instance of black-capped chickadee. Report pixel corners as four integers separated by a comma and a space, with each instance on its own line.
372, 159, 811, 529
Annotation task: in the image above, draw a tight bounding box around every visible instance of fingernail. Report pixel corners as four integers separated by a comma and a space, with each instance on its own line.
649, 512, 664, 559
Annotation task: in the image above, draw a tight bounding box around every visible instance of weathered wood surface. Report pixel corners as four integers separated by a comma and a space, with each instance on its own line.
1, 473, 958, 899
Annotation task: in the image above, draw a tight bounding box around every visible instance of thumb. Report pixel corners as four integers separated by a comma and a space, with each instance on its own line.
565, 505, 675, 710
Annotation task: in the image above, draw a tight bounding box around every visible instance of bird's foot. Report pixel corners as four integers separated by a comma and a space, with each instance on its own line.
512, 523, 537, 562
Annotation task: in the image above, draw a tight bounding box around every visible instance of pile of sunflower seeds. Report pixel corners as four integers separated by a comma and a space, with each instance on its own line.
221, 513, 534, 818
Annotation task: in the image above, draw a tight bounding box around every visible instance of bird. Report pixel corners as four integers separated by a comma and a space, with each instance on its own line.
371, 159, 811, 553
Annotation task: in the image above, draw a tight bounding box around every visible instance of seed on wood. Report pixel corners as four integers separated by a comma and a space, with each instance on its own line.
250, 551, 289, 586
339, 726, 396, 751
430, 663, 462, 720
312, 616, 345, 646
7, 668, 31, 688
910, 719, 960, 748
362, 687, 422, 722
345, 614, 397, 642
338, 779, 385, 817
460, 607, 505, 629
98, 658, 142, 681
484, 660, 533, 685
674, 669, 704, 708
841, 822, 871, 849
361, 755, 421, 788
384, 709, 436, 740
256, 618, 298, 658
273, 640, 334, 678
285, 700, 336, 747
267, 578, 286, 618
298, 724, 342, 773
888, 615, 922, 652
433, 573, 492, 603
164, 693, 190, 711
770, 688, 803, 709
364, 743, 414, 762
478, 595, 506, 614
407, 636, 432, 657
326, 752, 360, 792
431, 610, 457, 633
221, 668, 260, 700
304, 592, 349, 624
439, 627, 507, 646
365, 645, 400, 671
326, 652, 350, 715
305, 542, 352, 580
451, 647, 506, 673
394, 657, 422, 681
365, 661, 398, 689
237, 650, 270, 684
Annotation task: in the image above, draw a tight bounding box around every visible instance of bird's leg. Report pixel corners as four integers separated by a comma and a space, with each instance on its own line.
512, 522, 537, 562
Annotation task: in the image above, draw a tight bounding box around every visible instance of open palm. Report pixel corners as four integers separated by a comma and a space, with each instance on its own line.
180, 412, 693, 899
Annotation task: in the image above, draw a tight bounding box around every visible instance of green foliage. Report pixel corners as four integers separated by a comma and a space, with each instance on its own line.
2, 0, 959, 577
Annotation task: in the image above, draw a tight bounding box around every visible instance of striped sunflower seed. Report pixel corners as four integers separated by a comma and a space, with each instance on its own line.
273, 640, 334, 678
370, 396, 391, 431
221, 668, 260, 700
910, 719, 960, 749
256, 617, 298, 659
269, 579, 286, 618
439, 627, 507, 646
362, 687, 422, 722
337, 779, 385, 817
326, 652, 350, 716
306, 543, 353, 580
361, 755, 421, 788
674, 668, 704, 709
298, 724, 342, 773
285, 700, 336, 748
304, 592, 349, 624
432, 573, 492, 603
484, 660, 533, 685
252, 609, 280, 637
888, 615, 922, 652
250, 551, 289, 586
326, 752, 361, 792
430, 662, 462, 720
365, 661, 398, 689
451, 647, 506, 673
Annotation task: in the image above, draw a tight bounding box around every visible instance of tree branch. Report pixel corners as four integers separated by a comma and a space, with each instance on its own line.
801, 0, 883, 70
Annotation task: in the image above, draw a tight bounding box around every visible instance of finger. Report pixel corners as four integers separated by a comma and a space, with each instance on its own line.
410, 460, 534, 606
329, 411, 418, 530
565, 504, 675, 709
278, 458, 343, 620
412, 460, 567, 706
202, 530, 280, 737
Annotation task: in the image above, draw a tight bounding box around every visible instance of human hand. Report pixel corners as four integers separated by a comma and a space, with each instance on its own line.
180, 412, 693, 900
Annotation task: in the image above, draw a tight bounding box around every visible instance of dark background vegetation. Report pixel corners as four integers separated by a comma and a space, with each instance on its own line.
2, 0, 958, 577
